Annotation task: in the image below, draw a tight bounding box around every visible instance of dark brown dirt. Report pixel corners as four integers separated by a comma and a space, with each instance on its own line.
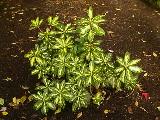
0, 0, 160, 120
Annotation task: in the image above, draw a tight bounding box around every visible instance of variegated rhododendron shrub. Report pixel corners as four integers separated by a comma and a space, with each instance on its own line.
25, 7, 143, 115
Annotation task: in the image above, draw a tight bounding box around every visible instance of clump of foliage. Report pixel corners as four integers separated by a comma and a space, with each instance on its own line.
25, 7, 143, 115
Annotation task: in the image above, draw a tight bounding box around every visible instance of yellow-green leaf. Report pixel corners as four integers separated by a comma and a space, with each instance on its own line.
28, 95, 33, 102
129, 59, 141, 66
30, 57, 35, 66
129, 66, 143, 73
20, 96, 27, 104
124, 52, 130, 64
120, 71, 125, 83
54, 108, 61, 114
13, 97, 17, 104
88, 6, 93, 19
2, 111, 8, 116
0, 98, 4, 106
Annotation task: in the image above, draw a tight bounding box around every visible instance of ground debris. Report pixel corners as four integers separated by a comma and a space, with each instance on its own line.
76, 112, 82, 119
153, 52, 158, 57
116, 8, 121, 11
135, 100, 138, 107
104, 108, 110, 114
128, 106, 133, 114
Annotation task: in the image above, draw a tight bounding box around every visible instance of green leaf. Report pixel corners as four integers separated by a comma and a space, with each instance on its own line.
92, 92, 104, 106
124, 52, 130, 64
34, 101, 43, 110
0, 98, 4, 106
88, 6, 93, 19
46, 102, 56, 110
31, 69, 39, 75
115, 67, 124, 73
36, 57, 43, 64
92, 23, 105, 36
129, 66, 143, 73
30, 57, 35, 66
72, 89, 91, 111
129, 59, 141, 66
33, 93, 42, 100
88, 30, 94, 41
30, 17, 43, 30
93, 15, 105, 23
116, 57, 124, 66
81, 25, 90, 35
126, 69, 132, 81
24, 53, 32, 58
116, 52, 143, 90
48, 16, 59, 26
89, 61, 94, 72
41, 104, 47, 115
120, 70, 125, 83
50, 81, 70, 108
55, 107, 61, 114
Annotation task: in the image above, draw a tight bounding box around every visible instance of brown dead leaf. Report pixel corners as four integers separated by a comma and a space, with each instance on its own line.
136, 84, 143, 91
107, 31, 115, 38
21, 85, 29, 90
153, 52, 158, 57
128, 106, 133, 114
116, 8, 121, 11
77, 112, 82, 119
135, 101, 138, 107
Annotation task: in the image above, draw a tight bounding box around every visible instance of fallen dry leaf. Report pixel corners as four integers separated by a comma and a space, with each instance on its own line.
21, 85, 29, 90
136, 84, 143, 91
41, 117, 47, 120
143, 73, 148, 77
153, 52, 158, 57
77, 112, 82, 119
139, 106, 148, 113
128, 106, 133, 114
135, 101, 138, 107
107, 31, 115, 39
104, 108, 110, 114
0, 107, 7, 112
3, 77, 12, 81
157, 106, 160, 111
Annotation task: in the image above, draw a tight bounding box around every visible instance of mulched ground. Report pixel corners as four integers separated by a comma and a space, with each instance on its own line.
0, 0, 160, 119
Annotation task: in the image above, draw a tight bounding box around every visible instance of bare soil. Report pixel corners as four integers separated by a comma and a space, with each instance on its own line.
0, 0, 160, 120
